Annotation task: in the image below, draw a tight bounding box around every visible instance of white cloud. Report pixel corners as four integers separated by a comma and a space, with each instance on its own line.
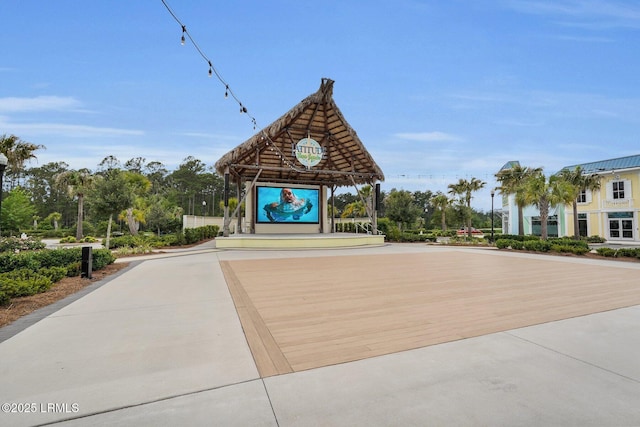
394, 131, 464, 142
0, 118, 143, 138
0, 96, 83, 113
506, 0, 640, 30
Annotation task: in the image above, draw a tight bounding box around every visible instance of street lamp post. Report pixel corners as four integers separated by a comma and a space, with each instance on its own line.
202, 200, 207, 227
0, 153, 7, 237
490, 189, 495, 243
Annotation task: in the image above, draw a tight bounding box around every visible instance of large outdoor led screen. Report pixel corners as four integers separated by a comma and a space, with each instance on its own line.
256, 186, 319, 224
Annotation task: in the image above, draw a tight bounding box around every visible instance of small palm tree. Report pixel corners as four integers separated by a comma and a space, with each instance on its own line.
448, 177, 486, 238
341, 200, 366, 219
495, 164, 542, 236
430, 192, 451, 231
522, 171, 575, 240
45, 212, 62, 230
55, 169, 95, 240
558, 166, 602, 239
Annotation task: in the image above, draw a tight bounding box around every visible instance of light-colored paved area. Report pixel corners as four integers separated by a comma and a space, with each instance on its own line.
1, 243, 639, 426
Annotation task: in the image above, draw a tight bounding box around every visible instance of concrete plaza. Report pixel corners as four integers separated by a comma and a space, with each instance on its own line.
1, 242, 639, 426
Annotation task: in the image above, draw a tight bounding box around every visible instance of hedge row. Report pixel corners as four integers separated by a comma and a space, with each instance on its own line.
106, 225, 220, 249
596, 247, 640, 259
496, 238, 590, 255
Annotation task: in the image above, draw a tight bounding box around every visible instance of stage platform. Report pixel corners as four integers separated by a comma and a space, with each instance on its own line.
214, 233, 386, 249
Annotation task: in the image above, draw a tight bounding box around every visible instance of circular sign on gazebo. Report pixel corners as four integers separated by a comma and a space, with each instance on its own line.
295, 137, 323, 168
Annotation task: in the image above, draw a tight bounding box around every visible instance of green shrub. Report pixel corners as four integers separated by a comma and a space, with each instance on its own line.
0, 236, 46, 253
585, 235, 606, 243
548, 238, 589, 249
615, 248, 640, 258
497, 239, 525, 250
550, 244, 589, 255
496, 239, 511, 249
0, 269, 53, 298
0, 290, 8, 306
499, 234, 540, 242
67, 262, 81, 277
0, 252, 41, 273
59, 236, 77, 243
92, 249, 116, 270
523, 240, 552, 252
165, 232, 185, 246
596, 247, 616, 257
0, 247, 114, 274
105, 235, 139, 249
39, 266, 68, 282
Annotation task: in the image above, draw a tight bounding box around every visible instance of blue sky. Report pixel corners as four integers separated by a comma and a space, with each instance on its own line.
2, 0, 640, 211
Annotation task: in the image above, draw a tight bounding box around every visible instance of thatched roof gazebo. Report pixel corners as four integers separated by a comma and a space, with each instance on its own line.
214, 78, 384, 238
215, 78, 384, 186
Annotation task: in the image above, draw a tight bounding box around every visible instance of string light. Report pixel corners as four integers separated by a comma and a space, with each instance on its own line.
161, 0, 256, 122
160, 0, 307, 174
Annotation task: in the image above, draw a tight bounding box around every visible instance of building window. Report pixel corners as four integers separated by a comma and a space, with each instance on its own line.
577, 190, 587, 203
608, 211, 634, 240
612, 181, 625, 199
531, 215, 558, 238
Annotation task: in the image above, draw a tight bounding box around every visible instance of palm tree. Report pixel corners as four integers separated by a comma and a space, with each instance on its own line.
45, 212, 62, 230
55, 169, 95, 240
341, 200, 366, 219
430, 192, 451, 231
448, 177, 486, 238
522, 171, 575, 240
495, 164, 542, 236
557, 166, 602, 239
0, 134, 45, 188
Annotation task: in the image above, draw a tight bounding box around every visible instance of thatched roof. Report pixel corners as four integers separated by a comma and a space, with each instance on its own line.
214, 78, 384, 187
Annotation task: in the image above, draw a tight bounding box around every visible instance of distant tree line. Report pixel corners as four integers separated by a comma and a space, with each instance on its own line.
1, 133, 597, 241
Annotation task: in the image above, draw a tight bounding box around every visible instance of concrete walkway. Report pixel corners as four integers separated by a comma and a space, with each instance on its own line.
0, 243, 639, 426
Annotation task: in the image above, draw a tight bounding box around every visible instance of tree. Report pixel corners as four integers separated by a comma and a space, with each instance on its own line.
430, 192, 451, 231
0, 188, 36, 234
448, 177, 486, 237
495, 164, 542, 236
169, 156, 208, 215
25, 161, 72, 224
144, 161, 169, 195
332, 192, 358, 217
89, 170, 134, 248
557, 166, 602, 239
0, 134, 45, 189
341, 200, 366, 219
145, 195, 182, 235
522, 171, 575, 240
55, 169, 95, 239
45, 212, 63, 230
383, 189, 422, 230
122, 171, 152, 235
412, 190, 433, 229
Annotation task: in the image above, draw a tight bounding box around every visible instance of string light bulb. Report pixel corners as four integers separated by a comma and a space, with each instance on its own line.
224, 85, 229, 98
180, 25, 186, 45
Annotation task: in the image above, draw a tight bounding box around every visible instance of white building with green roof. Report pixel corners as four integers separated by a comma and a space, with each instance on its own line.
497, 154, 640, 242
